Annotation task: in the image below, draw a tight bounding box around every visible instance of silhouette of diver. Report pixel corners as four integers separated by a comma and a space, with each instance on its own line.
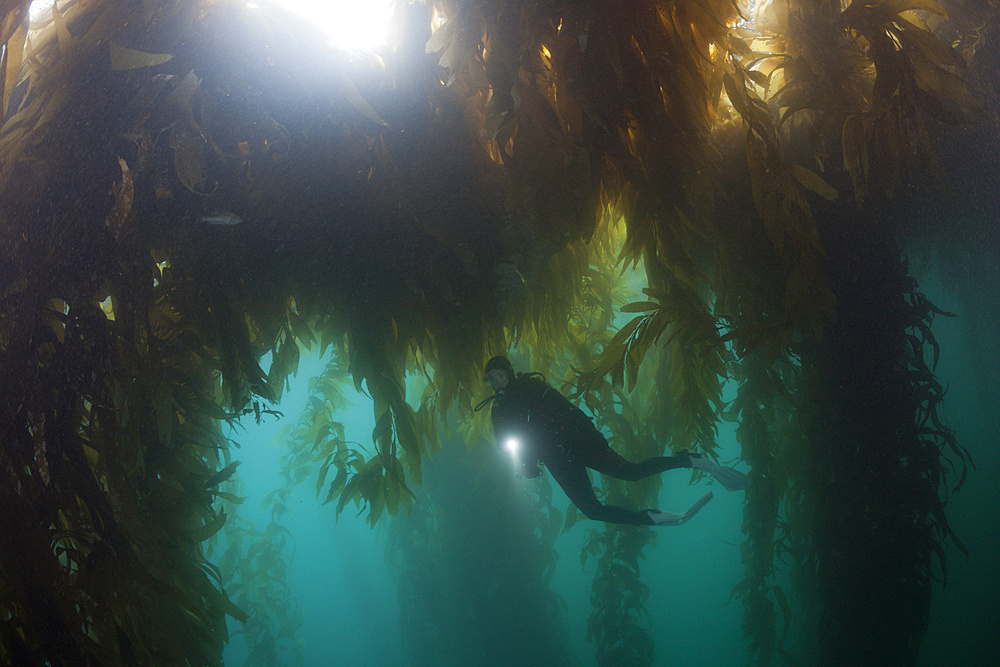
478, 356, 750, 526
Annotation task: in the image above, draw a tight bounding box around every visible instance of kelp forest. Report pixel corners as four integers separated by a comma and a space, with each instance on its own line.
0, 0, 995, 666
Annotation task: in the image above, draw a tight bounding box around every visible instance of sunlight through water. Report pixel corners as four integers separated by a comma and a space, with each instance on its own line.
279, 0, 395, 50
28, 0, 56, 22
29, 0, 396, 51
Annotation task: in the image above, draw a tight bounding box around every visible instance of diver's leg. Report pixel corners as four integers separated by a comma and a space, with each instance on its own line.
545, 456, 653, 526
581, 431, 691, 482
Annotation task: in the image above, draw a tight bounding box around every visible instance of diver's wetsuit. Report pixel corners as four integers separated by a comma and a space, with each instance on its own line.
489, 374, 690, 526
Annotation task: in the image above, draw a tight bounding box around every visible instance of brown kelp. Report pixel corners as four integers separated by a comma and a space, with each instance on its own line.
0, 1, 988, 666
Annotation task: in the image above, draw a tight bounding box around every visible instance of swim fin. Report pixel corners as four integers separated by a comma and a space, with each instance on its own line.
687, 451, 752, 491
645, 491, 713, 526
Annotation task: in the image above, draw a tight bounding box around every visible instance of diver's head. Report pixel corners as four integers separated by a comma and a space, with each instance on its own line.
484, 355, 514, 391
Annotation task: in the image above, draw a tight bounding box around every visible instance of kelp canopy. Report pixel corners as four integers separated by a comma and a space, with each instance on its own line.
0, 0, 991, 666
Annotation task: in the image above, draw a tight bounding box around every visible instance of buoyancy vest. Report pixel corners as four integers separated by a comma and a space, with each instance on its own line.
489, 373, 595, 460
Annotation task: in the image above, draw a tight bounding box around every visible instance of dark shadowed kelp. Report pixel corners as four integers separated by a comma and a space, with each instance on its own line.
0, 1, 990, 666
387, 438, 574, 667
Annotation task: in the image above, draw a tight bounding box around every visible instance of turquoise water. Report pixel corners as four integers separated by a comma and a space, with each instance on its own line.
913, 269, 999, 667
219, 264, 997, 667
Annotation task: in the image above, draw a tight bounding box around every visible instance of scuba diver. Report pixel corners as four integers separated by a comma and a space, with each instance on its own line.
478, 355, 751, 526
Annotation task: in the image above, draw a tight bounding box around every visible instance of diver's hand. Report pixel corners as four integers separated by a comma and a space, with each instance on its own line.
521, 462, 542, 478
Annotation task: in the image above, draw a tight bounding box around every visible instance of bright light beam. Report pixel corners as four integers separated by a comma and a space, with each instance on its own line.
279, 0, 394, 51
29, 1, 395, 50
28, 0, 56, 22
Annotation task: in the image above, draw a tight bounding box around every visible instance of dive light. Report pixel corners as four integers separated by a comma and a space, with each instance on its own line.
505, 438, 520, 456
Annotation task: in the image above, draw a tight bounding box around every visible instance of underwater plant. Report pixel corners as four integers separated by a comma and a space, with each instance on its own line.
0, 1, 989, 666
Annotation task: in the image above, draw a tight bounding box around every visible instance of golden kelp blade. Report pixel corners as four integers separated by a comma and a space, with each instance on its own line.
109, 42, 173, 70
2, 20, 27, 119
